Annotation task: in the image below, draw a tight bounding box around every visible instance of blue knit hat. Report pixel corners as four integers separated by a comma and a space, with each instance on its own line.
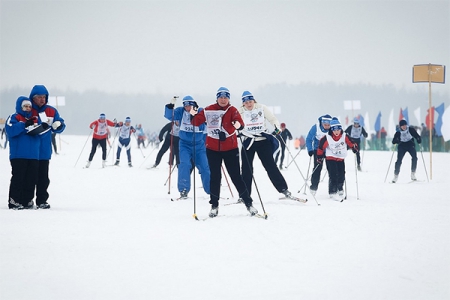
321, 114, 332, 124
99, 113, 106, 119
182, 95, 196, 107
216, 87, 230, 99
330, 118, 342, 130
125, 117, 131, 123
353, 118, 360, 124
241, 91, 255, 102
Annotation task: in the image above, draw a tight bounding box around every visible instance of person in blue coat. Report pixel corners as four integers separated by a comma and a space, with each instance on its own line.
30, 85, 66, 209
5, 97, 41, 209
164, 95, 210, 199
305, 114, 332, 194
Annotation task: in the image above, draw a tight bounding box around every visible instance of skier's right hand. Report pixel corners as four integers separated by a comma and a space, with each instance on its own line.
308, 150, 314, 157
317, 157, 324, 164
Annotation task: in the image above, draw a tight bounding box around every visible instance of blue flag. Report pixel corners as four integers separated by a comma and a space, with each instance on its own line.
435, 102, 445, 136
402, 107, 409, 124
374, 111, 382, 133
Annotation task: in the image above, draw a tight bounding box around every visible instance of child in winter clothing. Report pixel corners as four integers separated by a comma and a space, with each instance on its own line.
306, 114, 332, 194
317, 118, 358, 201
345, 117, 368, 171
238, 91, 294, 200
164, 95, 210, 199
191, 87, 258, 217
5, 97, 41, 209
86, 113, 116, 168
391, 119, 421, 183
114, 117, 136, 167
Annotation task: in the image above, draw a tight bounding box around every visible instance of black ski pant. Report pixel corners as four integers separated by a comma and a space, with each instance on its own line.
310, 150, 324, 190
88, 138, 107, 161
241, 139, 288, 195
394, 143, 417, 175
325, 159, 345, 194
36, 160, 50, 205
8, 159, 39, 208
155, 135, 180, 166
353, 138, 362, 166
207, 148, 253, 207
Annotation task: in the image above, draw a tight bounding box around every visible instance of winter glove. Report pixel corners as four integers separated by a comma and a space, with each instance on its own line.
41, 122, 49, 130
352, 144, 359, 153
170, 96, 178, 105
25, 119, 34, 127
118, 122, 123, 126
272, 127, 281, 136
308, 150, 314, 157
392, 138, 399, 145
189, 106, 198, 116
232, 121, 243, 130
417, 137, 421, 144
52, 121, 62, 130
166, 103, 175, 109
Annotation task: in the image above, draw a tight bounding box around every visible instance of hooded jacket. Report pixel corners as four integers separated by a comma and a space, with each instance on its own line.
306, 115, 331, 152
30, 85, 66, 160
5, 96, 41, 160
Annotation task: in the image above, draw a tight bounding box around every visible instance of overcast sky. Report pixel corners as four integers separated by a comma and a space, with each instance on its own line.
1, 0, 449, 98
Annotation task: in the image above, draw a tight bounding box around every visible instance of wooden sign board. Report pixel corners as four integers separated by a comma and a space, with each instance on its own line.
413, 64, 445, 83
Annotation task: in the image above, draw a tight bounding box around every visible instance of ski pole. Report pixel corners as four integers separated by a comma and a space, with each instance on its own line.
354, 154, 359, 199
192, 121, 198, 220
74, 128, 93, 167
302, 156, 312, 195
221, 164, 234, 198
278, 136, 309, 192
384, 145, 397, 183
237, 133, 268, 219
285, 148, 302, 169
139, 146, 158, 168
164, 164, 177, 186
106, 126, 120, 161
419, 146, 429, 182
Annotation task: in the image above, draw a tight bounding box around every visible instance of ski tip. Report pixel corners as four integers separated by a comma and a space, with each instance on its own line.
193, 214, 199, 220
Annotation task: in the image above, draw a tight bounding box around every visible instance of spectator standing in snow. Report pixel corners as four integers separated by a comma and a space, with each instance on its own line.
86, 113, 116, 168
151, 122, 180, 168
164, 95, 210, 199
345, 117, 368, 171
30, 85, 66, 209
114, 117, 136, 167
5, 97, 42, 209
237, 91, 293, 199
305, 114, 332, 195
274, 122, 293, 169
316, 118, 358, 201
391, 119, 421, 183
191, 87, 258, 217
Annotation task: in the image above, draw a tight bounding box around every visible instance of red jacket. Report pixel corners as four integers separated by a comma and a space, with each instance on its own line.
90, 119, 115, 140
317, 131, 355, 162
192, 103, 243, 152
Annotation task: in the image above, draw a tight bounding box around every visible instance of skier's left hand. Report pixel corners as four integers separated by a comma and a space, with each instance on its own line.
352, 144, 359, 153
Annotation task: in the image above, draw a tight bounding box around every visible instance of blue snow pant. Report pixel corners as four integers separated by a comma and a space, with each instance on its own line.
116, 137, 131, 162
178, 139, 210, 195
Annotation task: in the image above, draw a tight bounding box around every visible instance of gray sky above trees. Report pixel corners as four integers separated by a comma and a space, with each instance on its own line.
1, 0, 449, 98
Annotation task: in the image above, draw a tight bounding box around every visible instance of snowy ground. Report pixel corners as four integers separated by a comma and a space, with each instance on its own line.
0, 135, 449, 300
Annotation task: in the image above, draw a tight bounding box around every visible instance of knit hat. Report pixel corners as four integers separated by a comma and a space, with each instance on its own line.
241, 91, 255, 102
321, 114, 332, 124
216, 87, 230, 99
399, 119, 407, 126
182, 95, 196, 107
280, 123, 286, 128
330, 118, 342, 131
125, 117, 131, 123
21, 100, 32, 108
99, 113, 106, 119
353, 118, 360, 124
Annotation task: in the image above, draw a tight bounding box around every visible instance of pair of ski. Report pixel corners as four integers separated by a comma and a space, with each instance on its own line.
194, 212, 268, 221
224, 195, 308, 206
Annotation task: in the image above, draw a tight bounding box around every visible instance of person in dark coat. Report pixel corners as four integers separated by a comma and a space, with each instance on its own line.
391, 119, 421, 183
151, 122, 180, 168
345, 118, 368, 171
274, 122, 293, 169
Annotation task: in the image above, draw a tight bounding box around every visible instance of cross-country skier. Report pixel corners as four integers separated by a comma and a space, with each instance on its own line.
345, 117, 368, 171
86, 113, 117, 168
164, 95, 210, 199
316, 118, 358, 201
274, 122, 293, 169
391, 119, 421, 183
114, 117, 136, 167
190, 87, 258, 217
306, 114, 332, 195
151, 122, 180, 168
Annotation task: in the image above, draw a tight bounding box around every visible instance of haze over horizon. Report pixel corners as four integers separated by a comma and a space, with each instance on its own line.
1, 0, 449, 98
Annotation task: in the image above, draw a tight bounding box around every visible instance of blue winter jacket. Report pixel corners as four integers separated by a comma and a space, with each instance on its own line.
164, 105, 206, 144
306, 115, 329, 152
5, 96, 41, 160
30, 85, 66, 160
